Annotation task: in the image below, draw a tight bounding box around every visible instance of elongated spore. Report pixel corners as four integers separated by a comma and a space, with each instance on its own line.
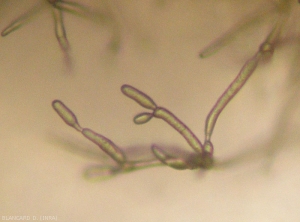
204, 20, 279, 141
82, 128, 126, 164
52, 100, 82, 131
205, 54, 260, 141
121, 85, 157, 110
154, 107, 203, 153
134, 112, 153, 124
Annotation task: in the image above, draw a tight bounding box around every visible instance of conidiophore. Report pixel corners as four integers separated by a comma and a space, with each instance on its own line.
52, 0, 298, 180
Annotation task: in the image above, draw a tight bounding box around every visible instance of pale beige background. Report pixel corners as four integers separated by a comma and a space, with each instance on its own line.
1, 0, 300, 221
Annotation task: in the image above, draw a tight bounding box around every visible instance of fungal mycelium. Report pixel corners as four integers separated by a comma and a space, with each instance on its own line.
52, 0, 299, 180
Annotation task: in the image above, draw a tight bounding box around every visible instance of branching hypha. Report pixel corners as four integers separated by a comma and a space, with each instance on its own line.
52, 1, 294, 180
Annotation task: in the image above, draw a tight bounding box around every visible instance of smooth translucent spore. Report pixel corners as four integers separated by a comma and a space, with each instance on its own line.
52, 100, 81, 131
82, 128, 126, 164
205, 54, 260, 141
154, 108, 203, 153
134, 113, 153, 124
121, 85, 157, 110
204, 19, 282, 141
